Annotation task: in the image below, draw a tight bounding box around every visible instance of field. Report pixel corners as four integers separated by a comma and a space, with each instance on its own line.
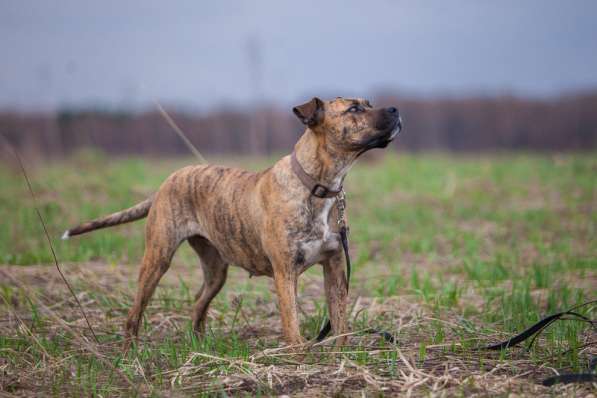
1, 151, 595, 396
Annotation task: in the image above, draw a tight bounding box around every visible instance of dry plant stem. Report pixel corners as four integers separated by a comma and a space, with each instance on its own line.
154, 100, 207, 164
1, 135, 99, 344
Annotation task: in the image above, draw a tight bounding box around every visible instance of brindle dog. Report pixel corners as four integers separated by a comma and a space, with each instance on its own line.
63, 97, 402, 346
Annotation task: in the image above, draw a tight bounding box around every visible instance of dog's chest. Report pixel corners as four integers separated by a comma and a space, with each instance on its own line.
297, 199, 340, 268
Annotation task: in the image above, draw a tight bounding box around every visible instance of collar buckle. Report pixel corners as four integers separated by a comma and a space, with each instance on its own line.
291, 151, 342, 199
311, 184, 329, 198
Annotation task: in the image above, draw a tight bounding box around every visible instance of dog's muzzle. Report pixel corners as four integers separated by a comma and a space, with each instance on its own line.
359, 109, 403, 152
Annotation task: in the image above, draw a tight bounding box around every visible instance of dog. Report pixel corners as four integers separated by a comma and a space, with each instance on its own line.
62, 97, 402, 346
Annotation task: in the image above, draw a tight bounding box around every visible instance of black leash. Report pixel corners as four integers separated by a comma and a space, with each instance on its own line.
481, 300, 597, 386
315, 222, 597, 386
542, 367, 597, 387
479, 301, 597, 351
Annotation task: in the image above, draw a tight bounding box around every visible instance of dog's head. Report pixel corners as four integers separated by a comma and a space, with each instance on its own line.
293, 97, 402, 155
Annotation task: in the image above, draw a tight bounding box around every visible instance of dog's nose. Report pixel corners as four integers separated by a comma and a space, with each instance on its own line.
386, 107, 399, 115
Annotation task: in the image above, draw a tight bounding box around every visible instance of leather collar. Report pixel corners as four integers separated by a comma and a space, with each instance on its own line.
290, 151, 342, 199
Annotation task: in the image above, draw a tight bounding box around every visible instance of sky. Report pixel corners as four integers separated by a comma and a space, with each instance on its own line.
1, 0, 597, 111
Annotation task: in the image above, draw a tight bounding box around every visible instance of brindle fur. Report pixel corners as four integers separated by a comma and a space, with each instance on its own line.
64, 97, 401, 347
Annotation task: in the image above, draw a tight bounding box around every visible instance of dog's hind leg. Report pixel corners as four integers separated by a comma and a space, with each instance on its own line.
124, 213, 183, 348
188, 236, 229, 336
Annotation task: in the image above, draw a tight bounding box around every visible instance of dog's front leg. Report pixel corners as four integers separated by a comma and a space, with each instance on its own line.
272, 265, 304, 346
322, 252, 348, 346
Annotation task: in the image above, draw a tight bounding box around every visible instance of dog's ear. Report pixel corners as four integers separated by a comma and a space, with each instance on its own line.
293, 97, 323, 126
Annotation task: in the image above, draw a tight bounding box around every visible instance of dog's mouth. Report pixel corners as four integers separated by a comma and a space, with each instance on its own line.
357, 118, 403, 153
379, 118, 403, 145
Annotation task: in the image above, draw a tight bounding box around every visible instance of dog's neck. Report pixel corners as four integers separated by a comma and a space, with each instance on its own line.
293, 128, 356, 191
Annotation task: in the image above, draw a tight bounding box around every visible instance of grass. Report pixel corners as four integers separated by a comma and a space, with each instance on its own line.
0, 150, 595, 396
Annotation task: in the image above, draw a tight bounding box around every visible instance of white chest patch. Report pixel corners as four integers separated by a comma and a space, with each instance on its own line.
300, 199, 341, 267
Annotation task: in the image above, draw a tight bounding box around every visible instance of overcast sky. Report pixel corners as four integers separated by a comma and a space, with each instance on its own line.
2, 0, 597, 111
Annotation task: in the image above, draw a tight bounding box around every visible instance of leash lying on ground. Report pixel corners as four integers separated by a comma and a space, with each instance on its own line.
313, 188, 596, 386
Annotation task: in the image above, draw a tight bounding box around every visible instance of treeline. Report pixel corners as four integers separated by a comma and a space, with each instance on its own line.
2, 92, 596, 157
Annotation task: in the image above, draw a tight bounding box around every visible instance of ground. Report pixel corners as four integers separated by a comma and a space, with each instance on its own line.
0, 151, 595, 396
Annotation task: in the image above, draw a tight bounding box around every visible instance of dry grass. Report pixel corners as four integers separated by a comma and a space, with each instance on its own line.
1, 261, 595, 396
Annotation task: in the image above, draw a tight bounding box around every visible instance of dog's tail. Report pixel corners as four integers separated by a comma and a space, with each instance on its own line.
61, 195, 154, 240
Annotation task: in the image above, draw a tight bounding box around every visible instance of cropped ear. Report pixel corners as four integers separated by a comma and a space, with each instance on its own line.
292, 97, 323, 126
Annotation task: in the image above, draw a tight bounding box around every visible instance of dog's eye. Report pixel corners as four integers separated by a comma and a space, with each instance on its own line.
347, 105, 362, 113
